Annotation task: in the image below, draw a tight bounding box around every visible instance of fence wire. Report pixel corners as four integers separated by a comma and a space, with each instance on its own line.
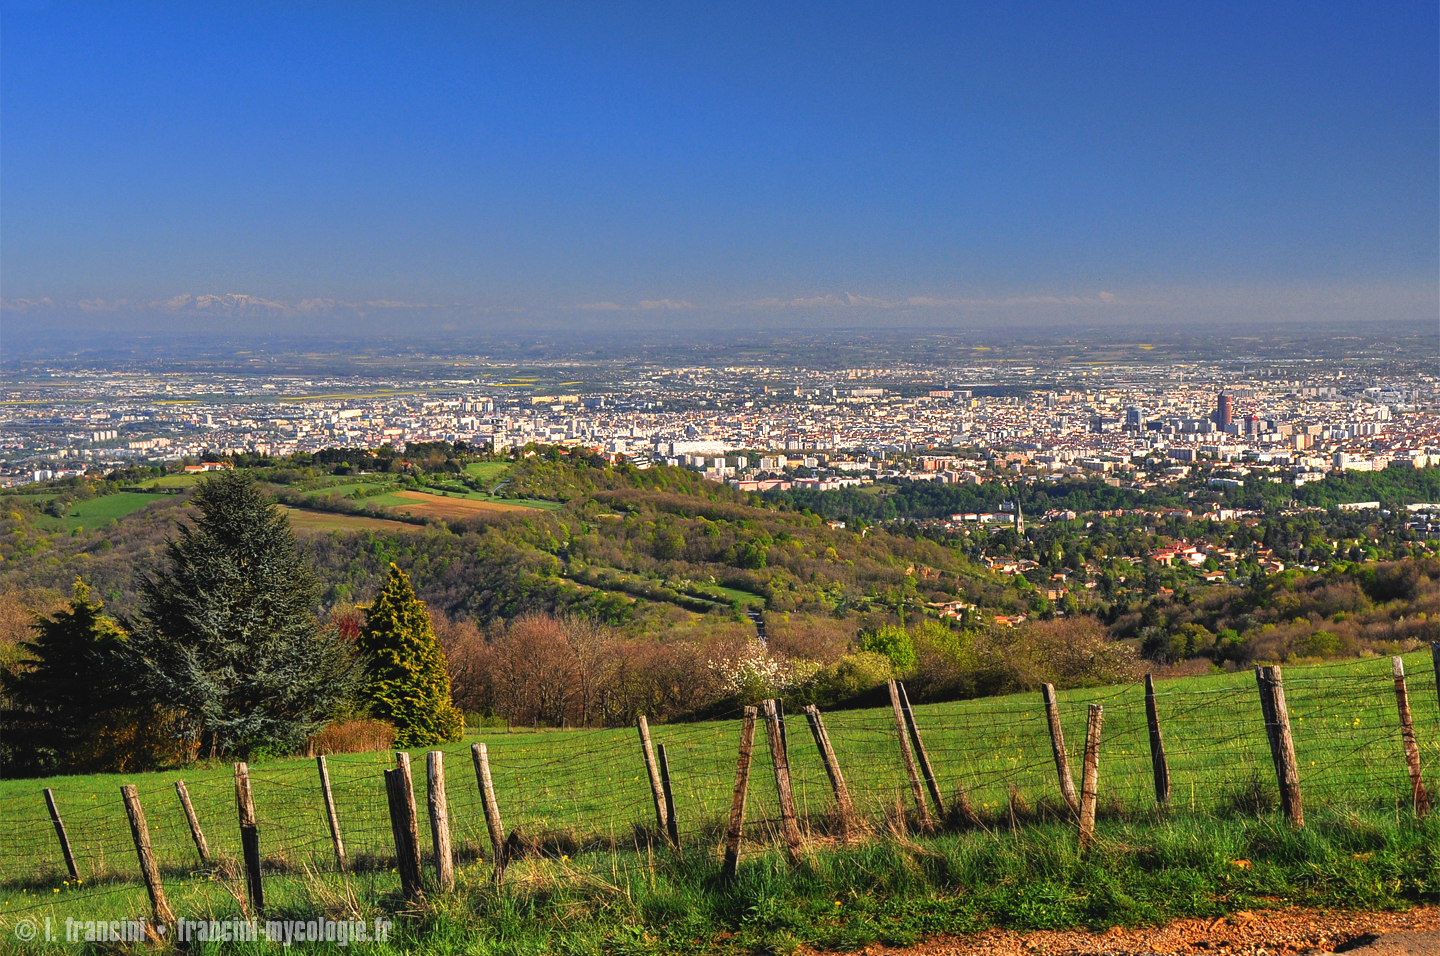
1, 650, 1436, 922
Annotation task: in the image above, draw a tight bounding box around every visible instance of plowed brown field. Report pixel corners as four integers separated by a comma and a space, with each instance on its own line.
388, 490, 536, 518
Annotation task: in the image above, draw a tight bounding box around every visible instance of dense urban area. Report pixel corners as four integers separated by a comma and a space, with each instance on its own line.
7, 356, 1438, 485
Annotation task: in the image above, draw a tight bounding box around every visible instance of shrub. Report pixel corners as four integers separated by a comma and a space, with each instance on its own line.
708, 641, 801, 703
987, 616, 1140, 690
801, 651, 893, 706
306, 718, 396, 756
859, 624, 916, 672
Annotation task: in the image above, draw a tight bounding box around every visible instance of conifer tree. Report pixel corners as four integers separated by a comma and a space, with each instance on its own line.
356, 564, 463, 746
130, 470, 357, 757
0, 581, 165, 775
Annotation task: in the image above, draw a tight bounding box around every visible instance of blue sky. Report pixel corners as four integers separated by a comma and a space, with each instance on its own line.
2, 1, 1436, 334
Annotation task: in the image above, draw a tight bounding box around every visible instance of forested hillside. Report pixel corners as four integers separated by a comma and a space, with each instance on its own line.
2, 448, 1438, 733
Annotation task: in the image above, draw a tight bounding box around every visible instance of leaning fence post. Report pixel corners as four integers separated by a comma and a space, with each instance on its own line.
395, 753, 424, 889
233, 762, 264, 915
315, 756, 347, 871
471, 743, 507, 881
721, 706, 758, 878
427, 751, 455, 890
1255, 665, 1304, 828
1041, 683, 1081, 815
1143, 675, 1171, 804
888, 679, 934, 831
121, 784, 176, 930
174, 780, 210, 866
656, 743, 681, 850
43, 788, 79, 880
636, 716, 669, 840
1077, 704, 1103, 853
898, 682, 947, 819
763, 699, 804, 861
384, 768, 424, 901
803, 704, 859, 837
1392, 657, 1430, 817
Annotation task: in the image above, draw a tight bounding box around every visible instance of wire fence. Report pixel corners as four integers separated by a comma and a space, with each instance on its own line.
1, 648, 1436, 926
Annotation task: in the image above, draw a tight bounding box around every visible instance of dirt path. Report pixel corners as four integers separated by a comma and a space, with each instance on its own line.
835, 907, 1440, 955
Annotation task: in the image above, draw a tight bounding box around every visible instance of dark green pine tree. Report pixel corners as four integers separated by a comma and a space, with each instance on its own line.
356, 564, 463, 746
130, 470, 357, 757
0, 581, 142, 775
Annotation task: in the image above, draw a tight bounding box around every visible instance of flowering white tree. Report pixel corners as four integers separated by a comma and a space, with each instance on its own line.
708, 642, 813, 702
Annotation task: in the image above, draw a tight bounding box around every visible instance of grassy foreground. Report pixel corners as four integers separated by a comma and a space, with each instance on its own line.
0, 653, 1436, 951
0, 811, 1436, 953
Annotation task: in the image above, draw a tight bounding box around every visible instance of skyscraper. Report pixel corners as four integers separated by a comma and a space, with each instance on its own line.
1215, 393, 1234, 428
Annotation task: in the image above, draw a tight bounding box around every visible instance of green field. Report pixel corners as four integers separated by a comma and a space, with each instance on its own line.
3, 652, 1435, 882
295, 480, 395, 500
35, 492, 166, 532
464, 461, 512, 487
706, 585, 767, 606
1, 653, 1435, 950
132, 474, 202, 489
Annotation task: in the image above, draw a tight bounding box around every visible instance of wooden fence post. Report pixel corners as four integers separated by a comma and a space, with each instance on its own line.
315, 755, 347, 871
395, 753, 424, 888
763, 699, 803, 861
43, 788, 79, 880
1392, 657, 1430, 817
1432, 642, 1440, 724
233, 762, 264, 915
1143, 675, 1171, 805
656, 743, 681, 850
775, 698, 789, 764
1255, 665, 1304, 828
121, 785, 176, 929
427, 751, 455, 890
471, 743, 508, 881
636, 716, 669, 839
384, 769, 424, 901
173, 780, 210, 866
721, 706, 758, 878
1041, 683, 1080, 815
1077, 705, 1103, 853
898, 682, 947, 819
802, 704, 858, 837
888, 679, 934, 831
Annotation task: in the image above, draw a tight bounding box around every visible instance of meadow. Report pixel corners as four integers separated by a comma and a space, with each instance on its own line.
31, 492, 164, 533
464, 461, 513, 487
133, 475, 201, 490
0, 651, 1436, 952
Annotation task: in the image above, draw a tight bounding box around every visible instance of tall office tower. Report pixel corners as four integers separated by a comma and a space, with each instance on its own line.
1125, 406, 1143, 428
1215, 392, 1234, 428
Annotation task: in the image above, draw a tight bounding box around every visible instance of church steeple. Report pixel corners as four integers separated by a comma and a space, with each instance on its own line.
1015, 499, 1024, 536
